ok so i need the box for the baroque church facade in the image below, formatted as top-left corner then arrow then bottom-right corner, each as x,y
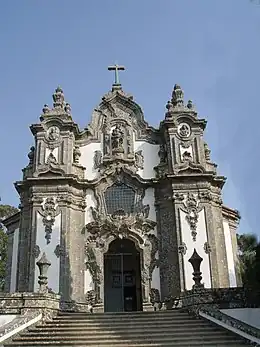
4,67 -> 241,313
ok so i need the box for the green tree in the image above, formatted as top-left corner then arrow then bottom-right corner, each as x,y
237,233 -> 260,289
0,204 -> 19,290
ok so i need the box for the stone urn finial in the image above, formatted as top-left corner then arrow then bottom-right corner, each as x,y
36,252 -> 51,293
188,248 -> 204,289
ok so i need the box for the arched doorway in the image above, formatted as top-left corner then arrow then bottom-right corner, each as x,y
104,238 -> 143,312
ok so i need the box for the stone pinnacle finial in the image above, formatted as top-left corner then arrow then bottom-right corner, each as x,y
40,86 -> 72,120
171,84 -> 184,107
52,86 -> 65,108
36,252 -> 51,293
108,63 -> 125,91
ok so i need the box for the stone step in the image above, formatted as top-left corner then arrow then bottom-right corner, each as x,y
4,310 -> 249,347
28,323 -> 217,333
5,337 -> 245,347
44,318 -> 205,327
53,313 -> 191,321
18,329 -> 232,339
57,310 -> 189,318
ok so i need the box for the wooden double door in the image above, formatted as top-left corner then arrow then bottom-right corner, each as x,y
104,239 -> 142,312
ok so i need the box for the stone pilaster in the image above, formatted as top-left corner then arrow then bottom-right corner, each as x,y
155,184 -> 180,300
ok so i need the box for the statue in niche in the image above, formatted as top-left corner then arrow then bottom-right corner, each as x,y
135,150 -> 144,169
111,125 -> 124,154
93,150 -> 102,170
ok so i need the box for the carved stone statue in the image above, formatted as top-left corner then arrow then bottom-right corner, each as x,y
111,125 -> 124,154
73,145 -> 81,164
135,150 -> 144,169
93,150 -> 102,169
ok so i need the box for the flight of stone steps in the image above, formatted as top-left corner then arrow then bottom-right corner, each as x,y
5,309 -> 250,346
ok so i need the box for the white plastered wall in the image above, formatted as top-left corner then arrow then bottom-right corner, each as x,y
180,207 -> 211,290
223,219 -> 237,287
10,227 -> 19,292
134,136 -> 160,179
79,142 -> 102,180
34,203 -> 61,293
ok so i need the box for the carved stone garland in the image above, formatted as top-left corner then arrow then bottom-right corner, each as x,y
39,197 -> 59,244
183,193 -> 202,242
84,203 -> 158,305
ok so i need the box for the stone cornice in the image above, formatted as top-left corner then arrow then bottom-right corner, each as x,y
30,118 -> 81,137
2,212 -> 20,229
222,205 -> 241,228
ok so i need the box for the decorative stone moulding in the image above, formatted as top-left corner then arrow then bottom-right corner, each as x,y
84,202 -> 159,305
177,123 -> 191,138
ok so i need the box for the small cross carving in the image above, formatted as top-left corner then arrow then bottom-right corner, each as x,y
108,64 -> 125,85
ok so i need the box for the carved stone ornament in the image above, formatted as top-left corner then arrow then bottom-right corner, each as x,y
53,86 -> 65,109
204,142 -> 211,161
177,123 -> 191,138
28,146 -> 35,166
73,145 -> 81,164
93,150 -> 102,170
172,84 -> 184,107
135,150 -> 144,169
145,233 -> 159,278
54,244 -> 65,258
46,152 -> 58,165
32,244 -> 41,258
178,242 -> 187,255
183,193 -> 201,242
41,86 -> 72,120
85,204 -> 156,244
85,244 -> 102,293
182,151 -> 193,162
173,192 -> 185,202
47,126 -> 60,142
204,242 -> 212,254
41,197 -> 58,245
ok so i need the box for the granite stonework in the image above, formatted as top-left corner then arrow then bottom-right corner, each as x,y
2,78 -> 242,313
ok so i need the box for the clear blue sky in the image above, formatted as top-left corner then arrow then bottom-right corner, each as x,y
0,0 -> 259,236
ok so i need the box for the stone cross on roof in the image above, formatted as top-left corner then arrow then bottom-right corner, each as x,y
108,63 -> 125,86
